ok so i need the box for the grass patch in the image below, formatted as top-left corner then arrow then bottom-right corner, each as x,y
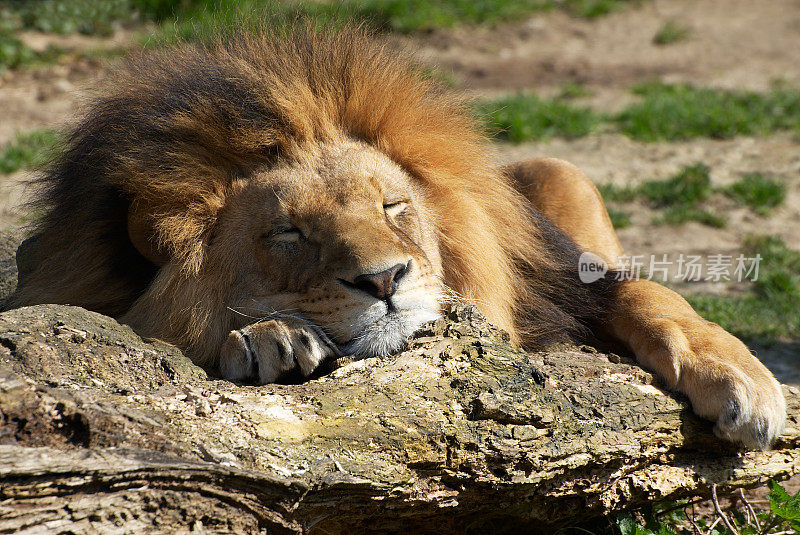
688,235 -> 800,342
598,164 -> 726,228
619,480 -> 800,534
597,183 -> 638,203
598,165 -> 788,227
557,81 -> 592,100
0,0 -> 637,45
564,0 -> 643,19
617,83 -> 800,141
724,173 -> 786,216
143,0 -> 555,39
607,208 -> 631,229
638,163 -> 712,206
143,0 -> 646,40
652,19 -> 691,45
0,0 -> 137,36
643,164 -> 722,226
479,93 -> 601,142
482,83 -> 800,143
0,30 -> 67,71
0,31 -> 36,71
654,205 -> 725,228
0,130 -> 60,175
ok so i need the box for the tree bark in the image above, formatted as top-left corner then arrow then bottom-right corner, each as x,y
0,301 -> 797,534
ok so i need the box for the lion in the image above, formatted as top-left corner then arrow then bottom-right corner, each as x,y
7,28 -> 785,449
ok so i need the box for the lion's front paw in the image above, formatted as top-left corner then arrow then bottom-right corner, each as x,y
702,365 -> 785,450
219,318 -> 340,384
677,325 -> 786,450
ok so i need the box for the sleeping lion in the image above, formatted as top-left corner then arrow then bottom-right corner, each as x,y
7,28 -> 784,449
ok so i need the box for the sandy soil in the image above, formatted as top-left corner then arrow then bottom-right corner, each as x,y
407,0 -> 800,98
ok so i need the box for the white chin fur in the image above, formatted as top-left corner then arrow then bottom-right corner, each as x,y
342,307 -> 441,358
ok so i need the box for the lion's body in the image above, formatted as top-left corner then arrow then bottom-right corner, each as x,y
8,28 -> 785,449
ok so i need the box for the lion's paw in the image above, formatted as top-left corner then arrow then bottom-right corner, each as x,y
220,318 -> 340,384
705,366 -> 786,450
676,325 -> 786,450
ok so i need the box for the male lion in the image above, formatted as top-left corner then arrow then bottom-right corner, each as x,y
7,29 -> 784,449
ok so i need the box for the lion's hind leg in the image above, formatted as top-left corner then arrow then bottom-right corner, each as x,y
505,157 -> 786,449
504,158 -> 624,265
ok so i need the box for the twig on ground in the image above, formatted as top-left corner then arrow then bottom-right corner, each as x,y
738,488 -> 761,532
686,502 -> 702,534
711,484 -> 740,535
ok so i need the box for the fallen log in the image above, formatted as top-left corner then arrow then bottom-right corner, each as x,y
0,301 -> 797,534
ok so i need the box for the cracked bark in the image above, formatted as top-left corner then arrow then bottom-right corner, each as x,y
0,234 -> 797,534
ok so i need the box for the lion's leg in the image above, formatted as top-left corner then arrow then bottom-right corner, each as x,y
505,158 -> 786,449
504,158 -> 624,264
607,279 -> 785,448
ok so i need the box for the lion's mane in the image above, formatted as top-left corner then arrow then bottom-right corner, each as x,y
9,27 -> 611,363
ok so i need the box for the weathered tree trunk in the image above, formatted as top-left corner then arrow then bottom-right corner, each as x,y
0,300 -> 798,534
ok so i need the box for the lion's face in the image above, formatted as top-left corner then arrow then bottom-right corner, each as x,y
213,140 -> 444,358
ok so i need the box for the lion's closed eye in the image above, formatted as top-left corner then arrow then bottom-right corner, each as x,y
383,201 -> 408,219
266,227 -> 303,243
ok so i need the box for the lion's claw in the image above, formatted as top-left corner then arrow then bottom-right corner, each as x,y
220,318 -> 340,384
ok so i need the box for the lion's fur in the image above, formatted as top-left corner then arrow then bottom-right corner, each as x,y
8,27 -> 613,365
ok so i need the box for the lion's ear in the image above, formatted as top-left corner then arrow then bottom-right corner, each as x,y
127,203 -> 170,266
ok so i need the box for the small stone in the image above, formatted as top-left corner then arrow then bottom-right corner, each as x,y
195,398 -> 213,416
512,426 -> 549,441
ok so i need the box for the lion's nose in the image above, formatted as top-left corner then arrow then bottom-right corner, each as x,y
346,262 -> 409,301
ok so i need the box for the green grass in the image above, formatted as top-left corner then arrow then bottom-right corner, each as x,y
143,0 -> 645,40
617,83 -> 800,141
597,183 -> 639,203
688,236 -> 800,342
597,165 -> 788,227
0,0 -> 644,48
146,0 -> 554,38
598,164 -> 726,228
481,83 -> 800,143
565,0 -> 640,18
724,173 -> 786,216
558,81 -> 593,100
619,480 -> 800,534
607,208 -> 631,228
652,20 -> 691,45
0,130 -> 60,175
654,205 -> 726,228
479,93 -> 601,142
0,32 -> 35,71
638,163 -> 712,206
0,0 -> 138,36
0,32 -> 67,71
